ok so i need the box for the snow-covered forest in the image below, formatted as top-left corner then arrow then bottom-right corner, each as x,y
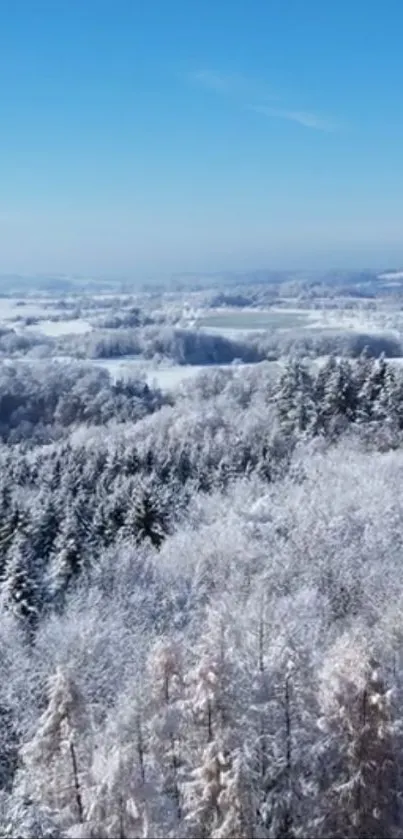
2,277 -> 403,837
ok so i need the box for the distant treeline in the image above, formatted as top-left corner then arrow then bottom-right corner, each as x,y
0,321 -> 402,366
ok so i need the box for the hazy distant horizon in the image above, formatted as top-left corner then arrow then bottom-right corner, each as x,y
0,259 -> 402,289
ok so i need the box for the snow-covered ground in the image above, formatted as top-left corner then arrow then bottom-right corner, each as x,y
188,305 -> 403,337
26,318 -> 93,336
378,271 -> 403,280
0,298 -> 58,323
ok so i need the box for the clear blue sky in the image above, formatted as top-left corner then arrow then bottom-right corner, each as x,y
1,0 -> 403,276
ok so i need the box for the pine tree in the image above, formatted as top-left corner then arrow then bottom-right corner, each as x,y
31,495 -> 60,563
0,506 -> 29,577
357,355 -> 388,424
374,363 -> 403,433
92,502 -> 112,548
314,358 -> 355,437
274,360 -> 315,437
48,508 -> 86,604
105,494 -> 127,545
1,536 -> 41,634
0,704 -> 18,791
128,487 -> 167,549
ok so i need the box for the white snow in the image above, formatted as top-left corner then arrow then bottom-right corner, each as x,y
27,318 -> 93,336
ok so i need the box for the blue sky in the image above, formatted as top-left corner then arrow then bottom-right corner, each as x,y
1,0 -> 403,275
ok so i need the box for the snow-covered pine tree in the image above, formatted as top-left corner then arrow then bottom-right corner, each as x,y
128,485 -> 167,548
48,508 -> 85,605
0,505 -> 29,578
274,359 -> 315,437
314,358 -> 355,438
0,535 -> 41,636
373,362 -> 403,438
356,354 -> 388,425
30,494 -> 60,564
0,704 -> 18,791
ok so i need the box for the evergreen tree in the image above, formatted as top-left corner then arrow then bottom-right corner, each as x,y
274,360 -> 315,436
48,511 -> 85,604
374,363 -> 403,432
31,496 -> 60,563
357,355 -> 388,424
314,358 -> 355,437
1,536 -> 41,634
0,704 -> 18,792
128,487 -> 167,548
0,506 -> 30,577
92,502 -> 112,548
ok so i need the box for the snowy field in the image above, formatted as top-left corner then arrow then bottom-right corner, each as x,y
1,293 -> 403,390
25,318 -> 93,336
192,305 -> 403,337
198,309 -> 310,331
0,298 -> 59,323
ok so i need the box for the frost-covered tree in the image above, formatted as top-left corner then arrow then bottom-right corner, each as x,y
85,737 -> 149,839
17,668 -> 90,834
357,354 -> 388,424
30,495 -> 60,563
212,747 -> 256,839
274,359 -> 315,436
0,792 -> 62,839
1,536 -> 41,634
145,639 -> 185,834
0,704 -> 18,791
183,609 -> 243,838
128,487 -> 167,548
317,635 -> 400,839
48,510 -> 85,604
184,740 -> 229,839
313,358 -> 355,437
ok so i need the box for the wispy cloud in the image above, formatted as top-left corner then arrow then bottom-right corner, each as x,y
189,70 -> 277,102
249,104 -> 339,133
189,69 -> 340,133
191,70 -> 236,94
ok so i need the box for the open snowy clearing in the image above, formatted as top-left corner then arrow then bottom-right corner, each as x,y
26,318 -> 93,336
0,298 -> 59,323
192,305 -> 403,338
